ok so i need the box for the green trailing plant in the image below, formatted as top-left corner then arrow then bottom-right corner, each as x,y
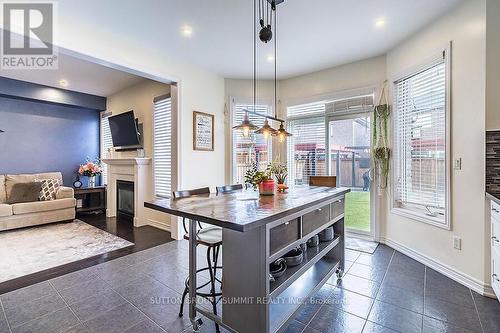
244,164 -> 271,190
373,85 -> 391,190
268,159 -> 288,184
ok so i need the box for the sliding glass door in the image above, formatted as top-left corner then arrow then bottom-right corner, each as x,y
328,115 -> 372,236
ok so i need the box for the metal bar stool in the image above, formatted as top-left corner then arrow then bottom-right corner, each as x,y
175,187 -> 222,333
215,183 -> 243,195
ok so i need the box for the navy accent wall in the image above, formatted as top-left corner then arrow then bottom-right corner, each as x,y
0,96 -> 100,185
0,77 -> 107,111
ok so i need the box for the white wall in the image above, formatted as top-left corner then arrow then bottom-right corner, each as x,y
384,0 -> 488,290
52,2 -> 226,239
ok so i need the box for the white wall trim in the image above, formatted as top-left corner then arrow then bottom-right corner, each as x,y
147,218 -> 171,232
380,237 -> 497,298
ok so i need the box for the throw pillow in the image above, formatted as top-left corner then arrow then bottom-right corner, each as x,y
36,179 -> 60,201
7,182 -> 42,204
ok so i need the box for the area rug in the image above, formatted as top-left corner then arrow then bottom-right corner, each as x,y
346,236 -> 379,254
0,220 -> 133,283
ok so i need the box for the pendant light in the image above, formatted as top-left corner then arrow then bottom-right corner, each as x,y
232,112 -> 259,137
275,122 -> 292,142
233,0 -> 290,142
254,119 -> 277,138
269,1 -> 292,142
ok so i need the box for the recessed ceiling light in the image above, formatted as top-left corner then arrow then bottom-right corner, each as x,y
375,18 -> 386,28
59,79 -> 69,87
267,54 -> 274,62
181,25 -> 193,37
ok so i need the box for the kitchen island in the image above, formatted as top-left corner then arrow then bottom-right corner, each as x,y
145,186 -> 350,333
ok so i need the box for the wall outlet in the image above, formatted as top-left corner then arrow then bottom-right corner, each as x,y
454,158 -> 462,170
453,236 -> 462,250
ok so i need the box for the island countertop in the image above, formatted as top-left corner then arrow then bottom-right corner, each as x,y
145,186 -> 350,232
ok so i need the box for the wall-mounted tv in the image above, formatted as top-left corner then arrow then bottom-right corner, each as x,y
108,111 -> 142,151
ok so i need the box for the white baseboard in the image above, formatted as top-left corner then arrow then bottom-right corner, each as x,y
147,218 -> 171,232
379,237 -> 497,299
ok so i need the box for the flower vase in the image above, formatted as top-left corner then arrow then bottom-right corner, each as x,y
277,183 -> 288,193
259,179 -> 275,196
88,176 -> 96,188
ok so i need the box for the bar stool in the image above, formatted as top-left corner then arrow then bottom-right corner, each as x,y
309,176 -> 337,187
215,183 -> 243,195
175,187 -> 222,333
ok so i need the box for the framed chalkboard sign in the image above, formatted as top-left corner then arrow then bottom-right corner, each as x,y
193,111 -> 214,151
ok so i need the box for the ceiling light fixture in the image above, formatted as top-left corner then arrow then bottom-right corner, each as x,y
59,79 -> 69,87
375,18 -> 386,28
233,113 -> 259,137
181,25 -> 193,37
232,0 -> 291,142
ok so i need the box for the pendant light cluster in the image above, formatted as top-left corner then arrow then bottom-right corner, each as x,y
232,0 -> 291,143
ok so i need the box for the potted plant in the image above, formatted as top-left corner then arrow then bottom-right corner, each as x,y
78,158 -> 103,188
268,159 -> 288,192
244,164 -> 274,196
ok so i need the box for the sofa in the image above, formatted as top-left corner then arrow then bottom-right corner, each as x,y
0,172 -> 76,231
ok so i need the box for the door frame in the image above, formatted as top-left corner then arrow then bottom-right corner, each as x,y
326,111 -> 377,240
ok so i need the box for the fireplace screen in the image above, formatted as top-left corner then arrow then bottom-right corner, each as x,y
117,180 -> 134,219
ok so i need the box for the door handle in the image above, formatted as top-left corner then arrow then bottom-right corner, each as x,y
493,274 -> 500,282
493,208 -> 499,213
493,236 -> 500,243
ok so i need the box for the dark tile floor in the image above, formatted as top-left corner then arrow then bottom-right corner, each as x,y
0,242 -> 499,333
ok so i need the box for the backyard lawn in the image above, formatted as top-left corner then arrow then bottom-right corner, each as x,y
344,191 -> 370,233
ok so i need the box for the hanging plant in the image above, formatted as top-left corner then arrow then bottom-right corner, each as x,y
373,83 -> 391,191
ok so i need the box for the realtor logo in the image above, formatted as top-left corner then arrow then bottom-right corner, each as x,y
1,2 -> 58,69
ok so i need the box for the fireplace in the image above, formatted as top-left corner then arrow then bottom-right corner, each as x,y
116,180 -> 134,221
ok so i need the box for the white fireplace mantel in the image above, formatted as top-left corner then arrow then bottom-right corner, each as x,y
102,158 -> 152,227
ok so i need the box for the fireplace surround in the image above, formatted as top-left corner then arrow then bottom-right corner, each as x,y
102,158 -> 151,227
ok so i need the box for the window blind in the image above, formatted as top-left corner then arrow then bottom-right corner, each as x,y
100,114 -> 113,185
153,96 -> 172,198
325,95 -> 374,114
232,104 -> 272,184
287,116 -> 326,185
394,59 -> 447,220
287,101 -> 325,118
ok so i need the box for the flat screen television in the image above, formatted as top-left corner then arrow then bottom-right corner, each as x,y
108,111 -> 142,150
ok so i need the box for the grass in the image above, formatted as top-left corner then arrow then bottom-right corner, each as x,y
344,191 -> 370,233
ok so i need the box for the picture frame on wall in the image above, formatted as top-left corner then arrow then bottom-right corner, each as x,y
193,111 -> 214,151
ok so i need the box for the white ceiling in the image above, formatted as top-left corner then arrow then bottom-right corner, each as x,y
0,54 -> 146,97
55,0 -> 464,79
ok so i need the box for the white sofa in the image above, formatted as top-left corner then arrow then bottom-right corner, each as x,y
0,172 -> 76,231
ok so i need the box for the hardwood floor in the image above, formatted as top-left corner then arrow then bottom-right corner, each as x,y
0,213 -> 174,295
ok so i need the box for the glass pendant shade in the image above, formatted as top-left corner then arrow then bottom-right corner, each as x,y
232,113 -> 259,137
273,122 -> 292,142
254,119 -> 277,139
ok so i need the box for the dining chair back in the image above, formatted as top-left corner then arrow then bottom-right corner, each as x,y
216,184 -> 243,195
309,176 -> 337,188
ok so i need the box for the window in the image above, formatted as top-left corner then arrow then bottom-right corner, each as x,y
287,102 -> 326,185
153,94 -> 172,198
393,52 -> 449,227
287,97 -> 374,186
232,103 -> 272,184
100,113 -> 113,185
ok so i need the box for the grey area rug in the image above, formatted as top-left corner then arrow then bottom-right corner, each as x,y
346,236 -> 379,254
0,220 -> 133,283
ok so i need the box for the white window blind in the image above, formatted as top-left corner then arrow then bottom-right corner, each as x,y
394,57 -> 447,224
100,114 -> 113,185
232,104 -> 272,184
153,95 -> 172,198
287,115 -> 326,185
